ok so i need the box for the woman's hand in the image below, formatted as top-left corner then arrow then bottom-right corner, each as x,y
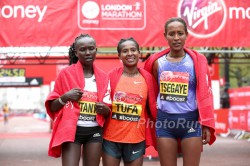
49,88 -> 83,112
202,126 -> 211,145
62,88 -> 83,102
95,102 -> 110,116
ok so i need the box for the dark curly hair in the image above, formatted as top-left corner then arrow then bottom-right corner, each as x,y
68,34 -> 96,65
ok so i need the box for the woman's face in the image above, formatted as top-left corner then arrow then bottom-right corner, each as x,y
164,21 -> 188,53
118,40 -> 140,67
75,37 -> 97,65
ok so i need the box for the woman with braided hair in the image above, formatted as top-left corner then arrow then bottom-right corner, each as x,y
45,34 -> 111,166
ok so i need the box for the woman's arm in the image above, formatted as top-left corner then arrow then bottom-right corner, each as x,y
152,59 -> 159,83
49,88 -> 83,112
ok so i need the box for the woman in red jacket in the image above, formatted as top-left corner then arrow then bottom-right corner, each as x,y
45,34 -> 111,166
144,17 -> 216,166
102,37 -> 157,166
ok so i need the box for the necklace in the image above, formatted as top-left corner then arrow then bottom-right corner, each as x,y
166,53 -> 186,63
168,53 -> 186,58
122,70 -> 139,77
166,53 -> 186,62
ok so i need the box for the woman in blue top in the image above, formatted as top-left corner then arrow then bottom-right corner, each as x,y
144,17 -> 216,166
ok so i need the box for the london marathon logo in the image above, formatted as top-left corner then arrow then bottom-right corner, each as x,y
178,0 -> 227,38
78,0 -> 146,30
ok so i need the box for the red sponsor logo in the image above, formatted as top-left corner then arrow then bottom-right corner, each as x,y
114,91 -> 142,104
178,0 -> 227,38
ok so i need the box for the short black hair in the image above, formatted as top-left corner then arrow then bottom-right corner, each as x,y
68,34 -> 96,65
164,17 -> 188,34
117,37 -> 140,54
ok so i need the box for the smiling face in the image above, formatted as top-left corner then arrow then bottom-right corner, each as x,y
164,21 -> 188,54
75,37 -> 97,66
118,40 -> 140,67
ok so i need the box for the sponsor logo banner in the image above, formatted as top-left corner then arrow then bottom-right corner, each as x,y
0,77 -> 43,86
78,0 -> 146,30
0,0 -> 249,47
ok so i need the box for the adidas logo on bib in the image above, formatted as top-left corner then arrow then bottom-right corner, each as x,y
187,127 -> 196,133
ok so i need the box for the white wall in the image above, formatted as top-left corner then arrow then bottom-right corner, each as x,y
0,85 -> 50,112
212,80 -> 221,110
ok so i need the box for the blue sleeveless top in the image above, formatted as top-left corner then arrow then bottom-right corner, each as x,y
157,53 -> 197,113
